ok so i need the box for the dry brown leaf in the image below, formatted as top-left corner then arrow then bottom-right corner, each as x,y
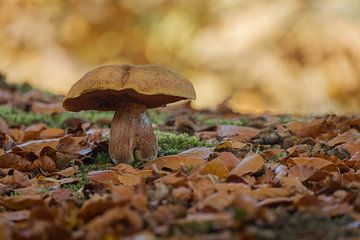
289,157 -> 333,170
110,185 -> 134,203
280,176 -> 311,194
258,197 -> 294,207
228,153 -> 264,177
195,191 -> 235,211
79,195 -> 117,222
39,128 -> 65,139
31,155 -> 56,172
54,166 -> 77,177
217,125 -> 259,142
217,152 -> 240,170
172,187 -> 192,201
0,195 -> 43,210
0,169 -> 32,187
0,153 -> 31,171
178,146 -> 214,159
118,174 -> 142,186
247,187 -> 292,201
201,158 -> 229,179
7,129 -> 24,142
144,155 -> 204,171
285,118 -> 326,138
288,165 -> 317,181
88,170 -> 120,185
17,138 -> 59,155
327,129 -> 359,147
0,210 -> 30,221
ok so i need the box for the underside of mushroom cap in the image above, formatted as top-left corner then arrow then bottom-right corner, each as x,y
63,64 -> 196,111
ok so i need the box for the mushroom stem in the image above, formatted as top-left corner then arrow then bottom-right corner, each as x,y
109,103 -> 158,164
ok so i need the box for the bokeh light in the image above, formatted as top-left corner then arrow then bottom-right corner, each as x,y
1,0 -> 360,114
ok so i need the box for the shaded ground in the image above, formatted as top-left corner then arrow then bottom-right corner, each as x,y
0,78 -> 359,239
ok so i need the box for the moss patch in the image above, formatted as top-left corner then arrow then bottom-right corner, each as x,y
156,130 -> 211,156
0,106 -> 169,128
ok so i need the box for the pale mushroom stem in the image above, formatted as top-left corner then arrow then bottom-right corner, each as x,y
109,103 -> 158,164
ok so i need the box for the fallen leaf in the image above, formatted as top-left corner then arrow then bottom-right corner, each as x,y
88,170 -> 120,185
201,158 -> 229,179
31,155 -> 56,172
228,154 -> 264,177
289,157 -> 333,170
247,187 -> 292,201
217,125 -> 259,142
0,195 -> 43,210
40,128 -> 65,139
0,153 -> 31,171
145,155 -> 204,171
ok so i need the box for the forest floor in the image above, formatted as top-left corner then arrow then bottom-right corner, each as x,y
0,77 -> 359,240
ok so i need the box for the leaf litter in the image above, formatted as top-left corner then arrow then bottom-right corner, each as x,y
0,80 -> 359,239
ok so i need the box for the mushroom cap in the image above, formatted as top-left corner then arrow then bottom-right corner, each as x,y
63,64 -> 196,111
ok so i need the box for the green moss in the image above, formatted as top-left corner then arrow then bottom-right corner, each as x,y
62,175 -> 89,193
201,117 -> 250,126
278,114 -> 297,124
0,106 -> 169,128
156,130 -> 210,156
0,106 -> 56,126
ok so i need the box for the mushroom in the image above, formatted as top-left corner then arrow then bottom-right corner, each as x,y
63,64 -> 196,163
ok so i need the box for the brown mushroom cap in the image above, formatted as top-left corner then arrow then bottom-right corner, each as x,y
63,64 -> 196,111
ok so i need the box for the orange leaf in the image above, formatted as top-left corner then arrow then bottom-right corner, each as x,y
31,155 -> 56,172
17,139 -> 59,155
248,187 -> 292,201
201,158 -> 229,179
144,155 -> 204,171
229,154 -> 264,177
289,157 -> 333,170
217,125 -> 259,142
178,147 -> 213,159
118,174 -> 142,186
217,152 -> 240,170
39,128 -> 65,139
0,153 -> 31,172
88,170 -> 120,184
288,165 -> 317,181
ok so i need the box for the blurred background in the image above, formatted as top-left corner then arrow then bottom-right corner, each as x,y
0,0 -> 360,114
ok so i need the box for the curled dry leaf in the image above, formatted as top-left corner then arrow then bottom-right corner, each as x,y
217,125 -> 259,142
216,152 -> 240,170
284,118 -> 326,138
54,166 -> 77,177
327,129 -> 359,147
88,170 -> 120,185
194,191 -> 235,211
289,157 -> 333,170
0,153 -> 31,171
39,128 -> 65,139
228,153 -> 264,177
178,146 -> 214,159
280,176 -> 311,194
31,155 -> 56,172
144,155 -> 204,171
0,195 -> 43,210
201,158 -> 229,179
247,187 -> 292,201
16,139 -> 59,155
288,165 -> 317,181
